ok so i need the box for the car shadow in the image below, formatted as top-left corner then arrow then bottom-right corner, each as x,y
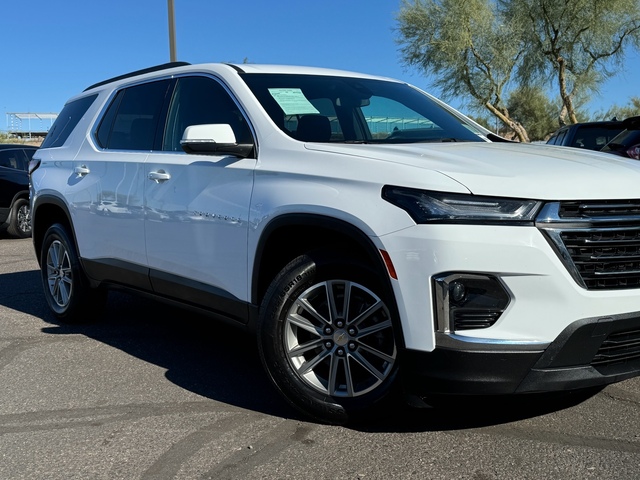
349,387 -> 604,433
39,290 -> 300,421
0,269 -> 603,432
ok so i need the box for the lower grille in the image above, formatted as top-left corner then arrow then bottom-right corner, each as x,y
592,328 -> 640,367
453,309 -> 502,330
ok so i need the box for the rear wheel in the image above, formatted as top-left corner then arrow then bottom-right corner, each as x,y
258,252 -> 399,425
40,223 -> 106,323
7,198 -> 31,238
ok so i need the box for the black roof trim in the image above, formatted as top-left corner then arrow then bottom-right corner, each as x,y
83,62 -> 192,91
224,63 -> 245,74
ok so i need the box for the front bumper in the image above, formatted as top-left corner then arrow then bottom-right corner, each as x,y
400,310 -> 640,396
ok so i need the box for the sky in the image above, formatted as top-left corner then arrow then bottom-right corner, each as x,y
2,0 -> 639,133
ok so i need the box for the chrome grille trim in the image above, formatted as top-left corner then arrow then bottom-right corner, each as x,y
537,201 -> 640,290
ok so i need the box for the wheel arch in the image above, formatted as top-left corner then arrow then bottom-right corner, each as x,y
6,189 -> 29,217
32,194 -> 75,266
251,213 -> 405,344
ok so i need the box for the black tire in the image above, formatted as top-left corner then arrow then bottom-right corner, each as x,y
258,252 -> 400,425
40,223 -> 107,323
7,198 -> 31,238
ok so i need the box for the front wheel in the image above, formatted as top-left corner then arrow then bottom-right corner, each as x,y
40,223 -> 106,323
258,253 -> 400,425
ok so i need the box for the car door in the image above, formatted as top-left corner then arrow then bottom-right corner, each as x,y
72,80 -> 172,289
144,75 -> 257,319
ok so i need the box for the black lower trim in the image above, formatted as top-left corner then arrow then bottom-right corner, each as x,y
150,268 -> 250,325
82,258 -> 152,291
80,257 -> 258,330
400,311 -> 640,396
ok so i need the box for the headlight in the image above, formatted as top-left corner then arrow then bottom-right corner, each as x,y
382,186 -> 542,225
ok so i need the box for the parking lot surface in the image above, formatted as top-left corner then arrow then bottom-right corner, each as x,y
1,234 -> 639,479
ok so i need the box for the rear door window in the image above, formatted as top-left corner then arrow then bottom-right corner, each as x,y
96,80 -> 172,150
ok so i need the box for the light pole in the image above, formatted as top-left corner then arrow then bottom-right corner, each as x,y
168,0 -> 177,62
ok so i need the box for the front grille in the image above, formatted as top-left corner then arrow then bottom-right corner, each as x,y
592,328 -> 640,367
537,201 -> 640,290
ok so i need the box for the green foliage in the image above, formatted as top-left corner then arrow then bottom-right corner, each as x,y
506,87 -> 557,141
398,0 -> 513,102
503,0 -> 640,124
396,0 -> 640,140
397,0 -> 530,141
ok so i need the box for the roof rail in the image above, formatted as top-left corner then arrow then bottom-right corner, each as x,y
83,61 -> 191,91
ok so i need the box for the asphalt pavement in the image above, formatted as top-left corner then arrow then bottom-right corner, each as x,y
1,233 -> 639,479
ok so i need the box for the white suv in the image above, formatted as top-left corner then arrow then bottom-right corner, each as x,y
30,62 -> 640,424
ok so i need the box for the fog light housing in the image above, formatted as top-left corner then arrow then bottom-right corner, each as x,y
433,273 -> 511,333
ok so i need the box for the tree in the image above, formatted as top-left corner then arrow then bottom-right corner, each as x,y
506,86 -> 558,141
502,0 -> 640,126
396,0 -> 640,139
396,0 -> 531,142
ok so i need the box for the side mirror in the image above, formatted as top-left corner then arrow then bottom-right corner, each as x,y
180,124 -> 254,158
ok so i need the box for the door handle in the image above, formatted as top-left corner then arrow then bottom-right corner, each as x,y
74,165 -> 90,177
148,170 -> 171,183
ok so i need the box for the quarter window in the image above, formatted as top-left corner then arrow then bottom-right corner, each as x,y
41,94 -> 98,149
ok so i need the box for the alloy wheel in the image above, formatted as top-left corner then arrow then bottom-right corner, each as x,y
283,279 -> 396,398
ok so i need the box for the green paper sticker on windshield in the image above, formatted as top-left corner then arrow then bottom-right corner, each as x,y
268,88 -> 320,115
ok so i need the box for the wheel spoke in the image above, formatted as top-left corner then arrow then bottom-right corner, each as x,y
58,277 -> 71,305
355,317 -> 393,338
328,355 -> 354,397
295,296 -> 331,328
287,311 -> 323,336
350,347 -> 394,380
327,280 -> 350,321
348,298 -> 384,328
288,337 -> 324,357
295,348 -> 330,376
50,276 -> 61,303
48,244 -> 60,269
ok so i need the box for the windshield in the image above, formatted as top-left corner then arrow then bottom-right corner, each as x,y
240,73 -> 487,144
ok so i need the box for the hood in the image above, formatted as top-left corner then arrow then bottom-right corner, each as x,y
305,141 -> 640,200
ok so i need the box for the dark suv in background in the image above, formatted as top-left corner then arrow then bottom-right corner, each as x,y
0,144 -> 37,238
546,119 -> 625,151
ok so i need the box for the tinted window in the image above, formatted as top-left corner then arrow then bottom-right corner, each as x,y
40,94 -> 98,149
96,80 -> 171,150
162,76 -> 252,151
571,125 -> 624,150
601,130 -> 640,154
0,149 -> 27,170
